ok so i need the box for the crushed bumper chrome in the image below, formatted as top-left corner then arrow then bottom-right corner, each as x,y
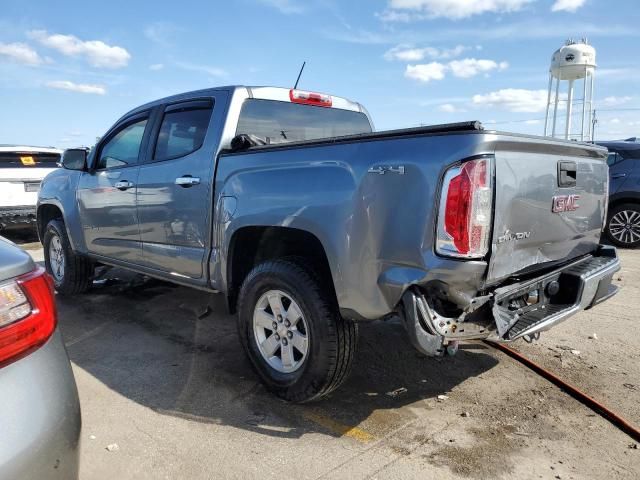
492,245 -> 620,341
400,245 -> 620,355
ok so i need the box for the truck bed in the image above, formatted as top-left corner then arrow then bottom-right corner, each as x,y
217,123 -> 607,318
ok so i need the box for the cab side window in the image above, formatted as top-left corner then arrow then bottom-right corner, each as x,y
153,103 -> 213,162
97,118 -> 148,170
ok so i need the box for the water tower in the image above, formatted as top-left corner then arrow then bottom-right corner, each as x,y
543,39 -> 596,141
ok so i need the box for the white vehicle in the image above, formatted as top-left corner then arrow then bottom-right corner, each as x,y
0,145 -> 62,231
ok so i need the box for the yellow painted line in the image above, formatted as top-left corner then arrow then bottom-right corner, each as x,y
302,410 -> 375,443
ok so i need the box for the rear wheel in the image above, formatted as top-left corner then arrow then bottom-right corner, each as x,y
43,219 -> 94,294
606,203 -> 640,248
237,259 -> 357,402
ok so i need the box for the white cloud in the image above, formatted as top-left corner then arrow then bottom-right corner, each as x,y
322,28 -> 390,45
472,89 -> 549,112
28,30 -> 130,69
438,103 -> 466,113
0,42 -> 44,66
258,0 -> 305,14
386,46 -> 436,61
149,63 -> 164,71
376,10 -> 415,22
175,61 -> 227,77
45,80 -> 106,95
525,119 -> 541,124
384,44 -> 467,61
385,0 -> 535,20
448,58 -> 508,78
406,57 -> 508,82
610,118 -> 621,124
551,0 -> 586,13
405,62 -> 447,82
143,22 -> 182,46
602,96 -> 632,106
330,19 -> 634,44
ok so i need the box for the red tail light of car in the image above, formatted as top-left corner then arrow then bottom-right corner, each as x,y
0,267 -> 57,367
436,157 -> 494,258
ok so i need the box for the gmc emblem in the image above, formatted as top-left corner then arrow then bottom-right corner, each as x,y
552,194 -> 580,213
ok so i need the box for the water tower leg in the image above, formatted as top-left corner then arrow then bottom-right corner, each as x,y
544,74 -> 553,136
565,79 -> 574,140
581,70 -> 588,141
551,76 -> 561,138
588,72 -> 595,141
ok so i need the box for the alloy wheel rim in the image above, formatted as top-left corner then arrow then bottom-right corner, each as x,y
609,210 -> 640,245
49,235 -> 65,281
253,289 -> 309,374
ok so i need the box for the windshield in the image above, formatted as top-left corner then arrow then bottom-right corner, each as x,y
236,99 -> 372,143
0,152 -> 60,168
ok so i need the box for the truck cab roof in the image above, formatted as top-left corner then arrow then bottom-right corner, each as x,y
597,140 -> 640,154
120,85 -> 372,128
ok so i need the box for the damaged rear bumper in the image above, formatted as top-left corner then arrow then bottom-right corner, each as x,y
401,245 -> 620,356
492,245 -> 620,341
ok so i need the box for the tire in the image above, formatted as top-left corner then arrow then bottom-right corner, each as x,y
605,203 -> 640,248
237,259 -> 357,402
43,218 -> 94,294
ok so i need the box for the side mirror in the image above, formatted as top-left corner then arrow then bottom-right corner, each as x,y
61,148 -> 88,171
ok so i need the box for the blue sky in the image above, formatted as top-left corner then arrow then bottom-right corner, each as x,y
1,0 -> 638,148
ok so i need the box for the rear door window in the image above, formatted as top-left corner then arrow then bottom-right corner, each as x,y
606,148 -> 640,166
153,101 -> 213,162
236,99 -> 372,143
607,152 -> 621,166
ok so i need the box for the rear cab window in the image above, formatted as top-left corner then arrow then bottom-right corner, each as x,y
0,152 -> 61,168
235,99 -> 372,143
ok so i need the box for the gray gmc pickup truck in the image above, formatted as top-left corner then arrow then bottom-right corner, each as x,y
38,86 -> 620,402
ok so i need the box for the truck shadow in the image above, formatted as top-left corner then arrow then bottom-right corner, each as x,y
57,271 -> 499,441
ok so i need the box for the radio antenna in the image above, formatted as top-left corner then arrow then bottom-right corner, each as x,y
293,61 -> 306,89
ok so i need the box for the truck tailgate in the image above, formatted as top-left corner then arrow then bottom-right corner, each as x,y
487,137 -> 608,283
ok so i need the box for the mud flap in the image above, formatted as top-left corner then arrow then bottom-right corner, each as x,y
400,290 -> 445,357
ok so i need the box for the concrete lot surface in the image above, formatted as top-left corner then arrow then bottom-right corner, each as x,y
9,231 -> 640,479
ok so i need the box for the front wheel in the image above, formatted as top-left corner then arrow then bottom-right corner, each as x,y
237,259 -> 357,402
606,203 -> 640,248
43,219 -> 94,294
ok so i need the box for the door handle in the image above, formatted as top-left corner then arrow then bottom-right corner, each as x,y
175,176 -> 201,187
114,180 -> 134,190
611,173 -> 627,179
557,161 -> 577,188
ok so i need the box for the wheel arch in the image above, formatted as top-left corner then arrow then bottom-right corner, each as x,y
37,201 -> 86,252
37,203 -> 64,242
225,226 -> 338,314
608,192 -> 640,214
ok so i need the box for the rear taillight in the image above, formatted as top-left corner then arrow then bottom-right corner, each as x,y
603,164 -> 610,231
0,267 -> 56,367
436,157 -> 493,258
289,89 -> 332,107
